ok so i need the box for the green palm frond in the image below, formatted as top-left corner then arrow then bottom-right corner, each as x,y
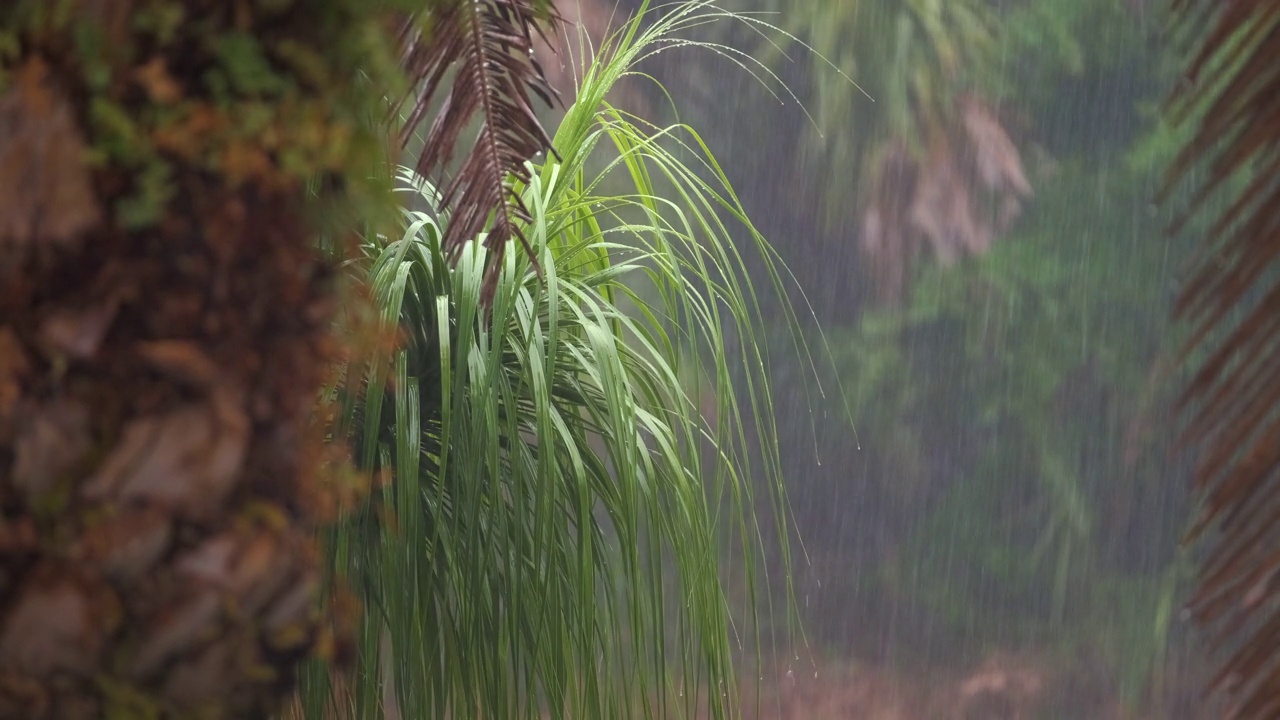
300,3 -> 826,718
1165,1 -> 1280,717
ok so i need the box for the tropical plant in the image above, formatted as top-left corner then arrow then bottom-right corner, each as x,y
654,0 -> 1036,304
728,5 -> 1204,710
296,4 -> 823,719
625,0 -> 1160,312
811,136 -> 1194,697
1164,1 -> 1280,716
398,0 -> 563,295
0,0 -> 559,717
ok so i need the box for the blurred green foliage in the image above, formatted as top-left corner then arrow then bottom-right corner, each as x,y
834,143 -> 1193,694
625,0 -> 1207,711
806,3 -> 1196,708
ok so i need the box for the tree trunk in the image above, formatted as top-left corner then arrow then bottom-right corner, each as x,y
0,2 -> 382,717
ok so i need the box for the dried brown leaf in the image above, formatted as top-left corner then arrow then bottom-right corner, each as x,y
860,97 -> 1030,303
0,565 -> 118,677
175,528 -> 294,615
1166,1 -> 1280,715
0,517 -> 36,558
0,672 -> 48,718
962,97 -> 1033,198
39,297 -> 121,360
0,59 -> 101,250
396,0 -> 561,300
132,57 -> 183,104
264,575 -> 318,633
136,340 -> 221,388
82,392 -> 250,518
11,399 -> 92,504
0,329 -> 30,437
74,506 -> 173,582
131,594 -> 222,678
161,639 -> 236,704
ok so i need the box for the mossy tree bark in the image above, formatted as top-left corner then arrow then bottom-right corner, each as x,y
0,2 -> 393,717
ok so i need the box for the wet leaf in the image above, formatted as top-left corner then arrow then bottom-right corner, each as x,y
0,672 -> 48,718
859,97 -> 1031,303
130,594 -> 221,678
175,528 -> 293,615
131,57 -> 183,105
39,297 -> 121,360
0,565 -> 118,677
0,517 -> 36,557
82,393 -> 250,518
11,399 -> 92,504
74,506 -> 173,582
0,328 -> 30,438
0,58 -> 101,250
160,639 -> 236,704
135,340 -> 220,388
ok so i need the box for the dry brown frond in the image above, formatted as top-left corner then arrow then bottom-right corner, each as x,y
395,0 -> 561,301
1165,2 -> 1280,717
860,95 -> 1031,304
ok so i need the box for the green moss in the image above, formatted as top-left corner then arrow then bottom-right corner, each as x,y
9,0 -> 412,235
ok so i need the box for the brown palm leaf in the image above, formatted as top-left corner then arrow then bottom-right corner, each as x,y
395,0 -> 561,299
859,95 -> 1031,305
1164,1 -> 1280,717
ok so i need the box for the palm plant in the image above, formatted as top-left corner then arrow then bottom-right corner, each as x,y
0,0 -> 560,717
674,0 -> 1034,304
298,5 -> 822,717
1164,1 -> 1280,717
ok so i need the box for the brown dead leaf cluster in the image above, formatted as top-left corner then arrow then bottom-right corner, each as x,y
860,95 -> 1032,304
1163,1 -> 1280,717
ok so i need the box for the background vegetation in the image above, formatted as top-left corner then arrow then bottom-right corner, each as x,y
6,0 -> 1276,717
595,0 -> 1217,714
297,7 -> 820,718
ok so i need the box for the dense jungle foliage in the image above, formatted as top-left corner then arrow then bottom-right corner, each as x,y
0,2 -> 815,718
601,0 -> 1215,714
4,0 -> 1278,718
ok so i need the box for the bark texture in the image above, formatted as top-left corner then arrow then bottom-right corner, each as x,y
0,2 -> 382,717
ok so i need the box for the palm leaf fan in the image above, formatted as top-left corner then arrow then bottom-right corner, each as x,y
1164,1 -> 1280,716
395,0 -> 563,301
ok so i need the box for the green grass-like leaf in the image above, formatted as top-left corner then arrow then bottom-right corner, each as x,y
299,3 -> 833,718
